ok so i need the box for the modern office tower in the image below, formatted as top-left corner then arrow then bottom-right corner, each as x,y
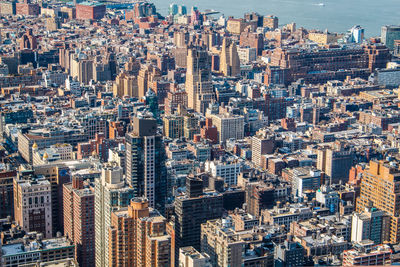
125,116 -> 167,211
13,175 -> 53,238
0,170 -> 16,218
220,38 -> 240,77
183,114 -> 199,140
185,48 -> 215,114
356,160 -> 400,243
350,25 -> 364,43
316,143 -> 354,184
174,175 -> 223,253
179,247 -> 212,267
263,15 -> 278,29
63,176 -> 95,267
274,238 -> 305,267
210,113 -> 244,144
381,25 -> 400,50
94,163 -> 135,267
351,207 -> 390,245
178,5 -> 187,15
163,114 -> 184,139
169,3 -> 178,15
201,218 -> 245,267
128,1 -> 157,17
108,197 -> 171,267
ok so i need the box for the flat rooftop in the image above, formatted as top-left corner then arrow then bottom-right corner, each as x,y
77,1 -> 105,7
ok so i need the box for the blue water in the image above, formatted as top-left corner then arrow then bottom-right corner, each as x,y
152,0 -> 400,37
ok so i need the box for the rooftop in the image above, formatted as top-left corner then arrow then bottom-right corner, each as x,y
2,237 -> 73,256
77,1 -> 105,7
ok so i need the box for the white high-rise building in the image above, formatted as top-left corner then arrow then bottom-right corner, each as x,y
351,25 -> 364,43
205,158 -> 242,186
94,163 -> 134,267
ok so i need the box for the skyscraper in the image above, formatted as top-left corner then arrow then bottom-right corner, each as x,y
125,116 -> 167,211
108,197 -> 172,266
63,175 -> 95,267
381,25 -> 400,50
185,48 -> 215,114
220,38 -> 240,77
356,160 -> 400,243
173,175 -> 223,254
94,163 -> 135,267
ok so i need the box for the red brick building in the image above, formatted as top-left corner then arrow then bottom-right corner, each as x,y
267,45 -> 391,85
76,2 -> 106,20
240,28 -> 264,55
16,2 -> 40,16
63,176 -> 95,267
200,118 -> 218,144
19,29 -> 37,50
77,133 -> 121,161
109,121 -> 125,140
164,87 -> 187,115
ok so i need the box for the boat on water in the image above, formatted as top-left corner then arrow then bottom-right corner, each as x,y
316,3 -> 325,6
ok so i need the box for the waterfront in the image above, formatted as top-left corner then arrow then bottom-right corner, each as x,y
153,0 -> 399,36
